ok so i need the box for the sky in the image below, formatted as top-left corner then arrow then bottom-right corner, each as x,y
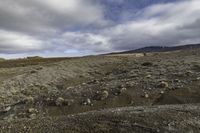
0,0 -> 200,58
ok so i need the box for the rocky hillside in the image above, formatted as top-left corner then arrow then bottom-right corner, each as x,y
0,48 -> 200,132
109,43 -> 200,54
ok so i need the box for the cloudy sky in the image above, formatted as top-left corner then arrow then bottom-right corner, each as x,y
0,0 -> 200,58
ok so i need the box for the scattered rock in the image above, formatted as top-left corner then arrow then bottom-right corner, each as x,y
3,106 -> 11,112
196,77 -> 200,80
160,91 -> 165,94
158,81 -> 169,88
66,86 -> 74,90
145,75 -> 152,78
174,79 -> 181,83
144,93 -> 149,98
186,70 -> 194,75
55,97 -> 74,106
142,62 -> 153,66
3,114 -> 15,121
30,70 -> 37,74
142,93 -> 149,98
119,87 -> 127,93
46,98 -> 54,105
100,90 -> 109,100
192,64 -> 200,72
36,66 -> 43,70
82,98 -> 92,106
88,79 -> 100,84
25,96 -> 34,104
55,97 -> 65,106
28,108 -> 38,114
64,99 -> 74,106
29,113 -> 37,119
130,73 -> 138,78
18,112 -> 27,118
82,83 -> 87,85
130,100 -> 134,105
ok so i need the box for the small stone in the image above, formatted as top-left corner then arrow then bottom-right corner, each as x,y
29,113 -> 36,119
25,96 -> 34,104
4,106 -> 11,112
46,97 -> 54,105
144,93 -> 149,98
114,92 -> 119,96
145,75 -> 152,78
36,66 -> 43,70
83,94 -> 87,97
82,83 -> 86,85
142,93 -> 149,98
28,108 -> 38,114
82,102 -> 87,105
86,98 -> 91,104
143,53 -> 147,56
186,70 -> 194,75
100,90 -> 109,100
158,81 -> 169,88
119,87 -> 127,93
55,97 -> 65,106
3,114 -> 15,121
64,99 -> 74,106
174,79 -> 181,83
29,84 -> 34,87
142,62 -> 153,66
30,70 -> 37,74
66,86 -> 73,90
156,129 -> 160,132
160,91 -> 165,94
82,98 -> 92,105
86,98 -> 91,105
154,121 -> 159,126
130,100 -> 134,105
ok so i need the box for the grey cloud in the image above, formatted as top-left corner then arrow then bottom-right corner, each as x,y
51,0 -> 200,54
0,0 -> 200,57
41,0 -> 200,54
0,30 -> 52,54
57,32 -> 111,53
0,0 -> 107,55
102,0 -> 200,51
0,0 -> 106,35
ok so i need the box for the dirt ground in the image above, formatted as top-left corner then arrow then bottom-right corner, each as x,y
0,49 -> 200,132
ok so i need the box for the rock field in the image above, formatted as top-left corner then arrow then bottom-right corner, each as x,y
0,49 -> 200,132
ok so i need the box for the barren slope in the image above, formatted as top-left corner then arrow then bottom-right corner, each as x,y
0,49 -> 200,132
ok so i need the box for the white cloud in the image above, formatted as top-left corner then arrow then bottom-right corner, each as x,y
102,0 -> 200,50
59,32 -> 110,53
0,0 -> 200,57
0,0 -> 107,56
0,30 -> 48,53
0,0 -> 106,34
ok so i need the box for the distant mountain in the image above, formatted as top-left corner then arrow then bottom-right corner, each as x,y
109,43 -> 200,54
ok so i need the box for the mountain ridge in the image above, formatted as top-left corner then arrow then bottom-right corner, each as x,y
108,43 -> 200,54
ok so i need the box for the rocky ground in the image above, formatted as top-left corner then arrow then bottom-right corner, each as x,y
0,49 -> 200,132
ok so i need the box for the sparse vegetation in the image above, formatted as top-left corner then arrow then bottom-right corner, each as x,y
0,58 -> 5,62
27,56 -> 43,59
0,49 -> 199,132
